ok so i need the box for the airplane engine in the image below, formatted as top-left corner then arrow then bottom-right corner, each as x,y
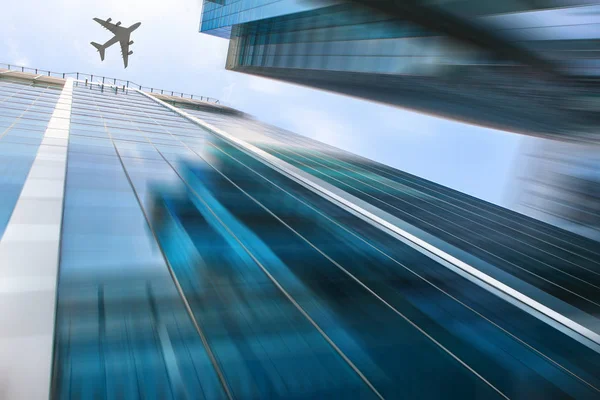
128,51 -> 133,55
128,40 -> 134,45
116,21 -> 122,26
106,18 -> 112,22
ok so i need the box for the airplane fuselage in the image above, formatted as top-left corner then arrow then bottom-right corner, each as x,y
101,35 -> 119,49
99,22 -> 140,50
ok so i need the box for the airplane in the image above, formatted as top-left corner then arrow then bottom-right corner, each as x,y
91,18 -> 141,68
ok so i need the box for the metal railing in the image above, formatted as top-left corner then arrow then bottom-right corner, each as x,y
0,62 -> 222,105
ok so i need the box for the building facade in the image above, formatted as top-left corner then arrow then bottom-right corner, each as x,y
512,136 -> 600,242
1,69 -> 600,399
200,0 -> 599,138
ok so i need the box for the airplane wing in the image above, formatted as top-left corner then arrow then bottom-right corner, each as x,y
93,18 -> 122,35
119,39 -> 131,68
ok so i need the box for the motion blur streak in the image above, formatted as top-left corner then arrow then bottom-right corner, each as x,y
203,0 -> 600,140
200,0 -> 600,246
0,64 -> 598,398
50,80 -> 599,399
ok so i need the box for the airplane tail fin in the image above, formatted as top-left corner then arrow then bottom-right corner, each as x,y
91,42 -> 105,61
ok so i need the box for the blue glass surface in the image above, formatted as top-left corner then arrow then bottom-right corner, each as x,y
176,136 -> 600,398
0,80 -> 61,238
184,106 -> 600,335
149,101 -> 600,398
53,84 -> 227,399
200,0 -> 330,36
220,3 -> 496,76
42,80 -> 600,399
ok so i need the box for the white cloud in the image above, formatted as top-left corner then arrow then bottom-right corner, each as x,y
1,25 -> 29,67
221,81 -> 236,103
283,107 -> 359,150
13,58 -> 30,67
247,76 -> 285,95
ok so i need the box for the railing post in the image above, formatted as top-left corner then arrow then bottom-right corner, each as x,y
48,71 -> 50,76
35,69 -> 38,74
102,77 -> 105,84
85,79 -> 88,86
63,73 -> 65,78
77,72 -> 79,79
21,66 -> 24,72
113,78 -> 116,85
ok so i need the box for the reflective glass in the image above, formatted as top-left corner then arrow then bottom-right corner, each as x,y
183,104 -> 600,339
0,80 -> 61,238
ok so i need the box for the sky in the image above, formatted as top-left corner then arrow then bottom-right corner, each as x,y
0,0 -> 528,206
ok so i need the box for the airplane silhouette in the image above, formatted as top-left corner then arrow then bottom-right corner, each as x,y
91,18 -> 141,68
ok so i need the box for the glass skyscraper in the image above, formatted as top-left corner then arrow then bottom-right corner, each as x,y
200,0 -> 599,139
1,69 -> 600,399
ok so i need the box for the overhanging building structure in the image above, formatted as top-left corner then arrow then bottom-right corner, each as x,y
200,0 -> 599,139
1,68 -> 600,399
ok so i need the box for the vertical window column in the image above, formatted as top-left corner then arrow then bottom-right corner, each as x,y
0,78 -> 73,399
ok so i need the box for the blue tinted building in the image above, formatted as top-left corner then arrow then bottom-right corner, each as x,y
200,0 -> 599,138
1,68 -> 600,399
